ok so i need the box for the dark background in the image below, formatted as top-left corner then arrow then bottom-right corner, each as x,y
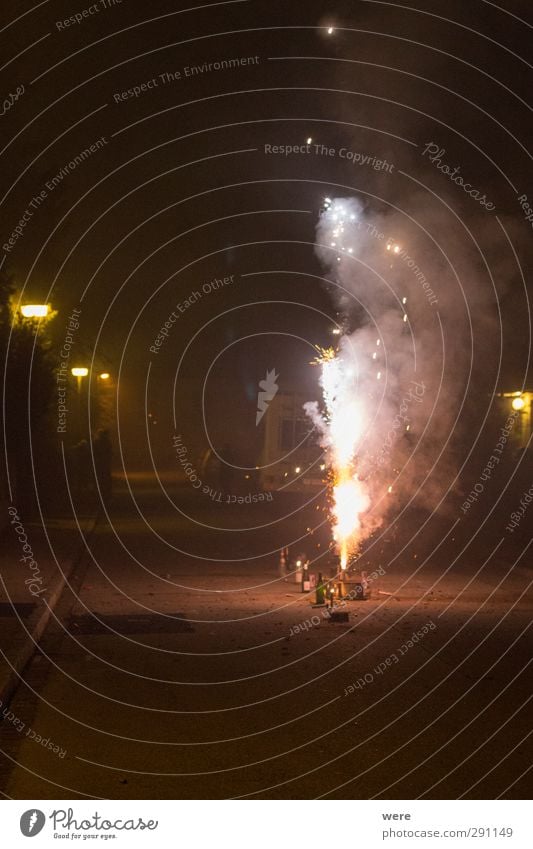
2,0 -> 531,471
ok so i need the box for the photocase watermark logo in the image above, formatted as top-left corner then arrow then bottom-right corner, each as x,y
20,809 -> 46,837
256,368 -> 279,425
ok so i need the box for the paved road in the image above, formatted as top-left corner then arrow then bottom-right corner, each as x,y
0,481 -> 531,799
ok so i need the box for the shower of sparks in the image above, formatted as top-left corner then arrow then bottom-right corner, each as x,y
319,198 -> 365,281
312,347 -> 370,569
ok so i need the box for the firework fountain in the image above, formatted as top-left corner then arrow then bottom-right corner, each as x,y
306,197 -> 409,574
308,346 -> 370,570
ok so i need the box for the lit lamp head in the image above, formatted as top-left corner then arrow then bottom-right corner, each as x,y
71,367 -> 88,377
512,396 -> 525,411
21,304 -> 49,318
99,372 -> 110,380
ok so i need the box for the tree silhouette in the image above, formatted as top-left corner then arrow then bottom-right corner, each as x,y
0,271 -> 56,516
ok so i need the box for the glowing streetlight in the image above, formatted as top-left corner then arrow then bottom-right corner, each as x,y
512,396 -> 525,411
99,372 -> 110,380
71,366 -> 88,393
307,137 -> 313,145
21,304 -> 49,318
327,26 -> 334,34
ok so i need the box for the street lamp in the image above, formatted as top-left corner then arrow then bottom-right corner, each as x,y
70,366 -> 89,436
71,367 -> 88,440
499,391 -> 532,448
71,367 -> 88,377
98,372 -> 110,380
20,304 -> 49,318
71,366 -> 88,392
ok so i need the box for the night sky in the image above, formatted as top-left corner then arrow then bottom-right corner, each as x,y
3,1 -> 532,468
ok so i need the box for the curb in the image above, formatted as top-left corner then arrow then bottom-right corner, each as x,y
0,514 -> 99,710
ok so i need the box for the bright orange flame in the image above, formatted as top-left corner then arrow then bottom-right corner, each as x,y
315,348 -> 370,570
333,472 -> 370,568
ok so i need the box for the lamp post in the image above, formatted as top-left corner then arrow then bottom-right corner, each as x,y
71,366 -> 88,392
510,393 -> 531,447
71,367 -> 89,440
498,391 -> 532,449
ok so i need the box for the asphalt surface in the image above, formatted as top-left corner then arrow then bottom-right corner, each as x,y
0,480 -> 531,799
